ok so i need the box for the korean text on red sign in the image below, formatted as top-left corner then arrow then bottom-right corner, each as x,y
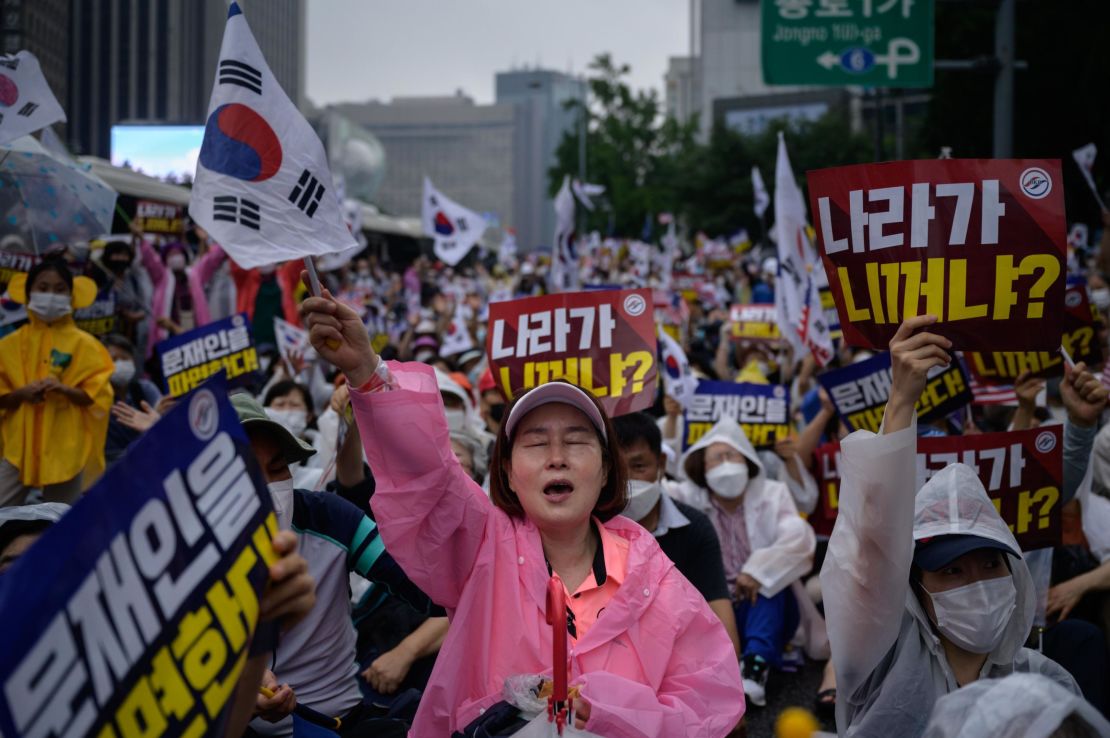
730,304 -> 781,342
812,426 -> 1063,550
807,159 -> 1067,351
486,288 -> 657,417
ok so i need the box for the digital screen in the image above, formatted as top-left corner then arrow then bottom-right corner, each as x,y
110,125 -> 205,181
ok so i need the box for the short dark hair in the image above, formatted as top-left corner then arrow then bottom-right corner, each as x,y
27,257 -> 73,293
102,333 -> 136,357
488,381 -> 628,523
613,412 -> 663,456
263,380 -> 314,415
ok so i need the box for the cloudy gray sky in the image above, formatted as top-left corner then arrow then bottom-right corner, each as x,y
305,1 -> 691,107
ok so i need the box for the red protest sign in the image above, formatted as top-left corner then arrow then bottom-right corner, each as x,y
808,160 -> 1067,351
918,426 -> 1063,550
806,427 -> 1061,550
966,281 -> 1104,382
486,288 -> 657,417
811,441 -> 842,537
135,200 -> 185,235
729,304 -> 781,343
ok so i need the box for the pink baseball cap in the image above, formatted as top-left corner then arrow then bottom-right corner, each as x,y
504,383 -> 608,442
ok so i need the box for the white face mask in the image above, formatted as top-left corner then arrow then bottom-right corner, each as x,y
415,350 -> 435,363
444,409 -> 467,433
267,478 -> 295,530
624,478 -> 663,522
111,359 -> 136,385
1091,287 -> 1110,311
706,461 -> 749,499
922,574 -> 1016,654
266,407 -> 308,438
166,253 -> 187,272
27,291 -> 72,321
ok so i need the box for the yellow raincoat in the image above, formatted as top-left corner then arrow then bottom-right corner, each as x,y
0,274 -> 114,487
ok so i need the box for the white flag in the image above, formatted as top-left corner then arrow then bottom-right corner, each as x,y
658,330 -> 699,409
498,229 -> 518,266
752,165 -> 770,219
1073,143 -> 1107,212
551,175 -> 577,292
773,133 -> 833,366
440,299 -> 475,356
0,52 -> 65,146
572,179 -> 605,211
274,317 -> 316,365
189,3 -> 355,268
422,177 -> 488,266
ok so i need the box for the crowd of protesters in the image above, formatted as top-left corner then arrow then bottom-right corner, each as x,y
1,217 -> 1110,738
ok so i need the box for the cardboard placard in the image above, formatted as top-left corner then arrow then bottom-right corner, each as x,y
486,289 -> 657,417
135,200 -> 186,235
0,378 -> 276,737
809,426 -> 1062,550
729,304 -> 781,343
966,279 -> 1103,381
158,313 -> 259,397
818,351 -> 971,432
683,380 -> 791,450
808,159 -> 1067,351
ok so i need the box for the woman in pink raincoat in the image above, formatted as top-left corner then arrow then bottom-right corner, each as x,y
302,288 -> 744,737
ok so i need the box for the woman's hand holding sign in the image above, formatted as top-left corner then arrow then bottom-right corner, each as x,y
885,315 -> 952,435
300,272 -> 378,387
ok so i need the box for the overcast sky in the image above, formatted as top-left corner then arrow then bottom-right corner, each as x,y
305,1 -> 691,107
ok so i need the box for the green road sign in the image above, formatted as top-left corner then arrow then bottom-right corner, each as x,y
761,0 -> 934,87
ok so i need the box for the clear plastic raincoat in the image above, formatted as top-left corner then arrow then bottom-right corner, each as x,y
820,418 -> 1078,738
672,417 -> 815,597
921,673 -> 1110,738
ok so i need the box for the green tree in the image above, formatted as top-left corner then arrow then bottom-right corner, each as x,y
549,54 -> 697,238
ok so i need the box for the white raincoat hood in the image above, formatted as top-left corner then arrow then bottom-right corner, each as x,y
922,673 -> 1110,738
680,416 -> 765,495
910,463 -> 1035,665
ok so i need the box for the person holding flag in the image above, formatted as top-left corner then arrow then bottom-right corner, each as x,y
300,284 -> 744,737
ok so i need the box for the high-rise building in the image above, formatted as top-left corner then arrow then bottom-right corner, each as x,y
664,56 -> 697,125
495,68 -> 585,251
330,94 -> 516,231
66,0 -> 305,158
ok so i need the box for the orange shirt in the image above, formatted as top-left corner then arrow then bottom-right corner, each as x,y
555,520 -> 629,642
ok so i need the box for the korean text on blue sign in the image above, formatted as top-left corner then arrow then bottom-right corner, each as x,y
818,351 -> 971,432
158,313 -> 259,397
683,380 -> 791,450
0,377 -> 276,738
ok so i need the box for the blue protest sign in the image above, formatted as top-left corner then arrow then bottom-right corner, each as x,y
683,380 -> 791,450
0,376 -> 276,738
157,312 -> 260,397
818,351 -> 971,432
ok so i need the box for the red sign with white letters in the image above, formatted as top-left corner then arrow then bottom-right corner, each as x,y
486,289 -> 657,417
807,159 -> 1067,351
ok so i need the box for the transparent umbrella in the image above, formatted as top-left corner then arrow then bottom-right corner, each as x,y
0,135 -> 117,254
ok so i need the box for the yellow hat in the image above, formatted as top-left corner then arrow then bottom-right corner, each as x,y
7,272 -> 98,309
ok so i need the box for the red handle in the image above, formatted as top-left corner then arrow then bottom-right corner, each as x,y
546,574 -> 568,707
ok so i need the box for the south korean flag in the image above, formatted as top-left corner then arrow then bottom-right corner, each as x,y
189,2 -> 355,269
0,51 -> 65,146
422,178 -> 488,267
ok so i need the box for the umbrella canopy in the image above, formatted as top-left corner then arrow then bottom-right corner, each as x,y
0,135 -> 117,254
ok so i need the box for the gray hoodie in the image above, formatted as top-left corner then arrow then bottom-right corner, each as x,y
820,419 -> 1078,738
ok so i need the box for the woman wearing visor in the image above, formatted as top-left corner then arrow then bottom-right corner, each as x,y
820,315 -> 1104,738
301,287 -> 743,738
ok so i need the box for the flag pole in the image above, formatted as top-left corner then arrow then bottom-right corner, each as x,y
303,256 -> 324,296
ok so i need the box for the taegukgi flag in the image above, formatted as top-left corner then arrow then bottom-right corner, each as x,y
189,2 -> 356,269
421,178 -> 488,266
0,51 -> 65,146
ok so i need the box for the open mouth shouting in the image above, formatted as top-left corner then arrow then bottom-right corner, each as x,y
543,478 -> 575,503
